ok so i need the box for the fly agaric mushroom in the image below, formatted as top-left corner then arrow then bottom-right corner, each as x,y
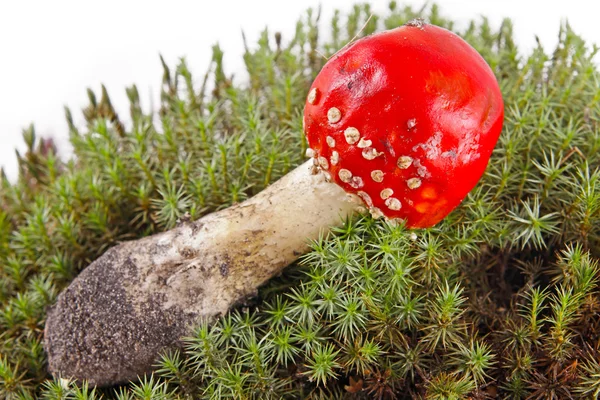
44,20 -> 503,386
305,21 -> 504,227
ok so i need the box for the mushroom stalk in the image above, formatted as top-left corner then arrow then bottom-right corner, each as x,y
44,159 -> 357,386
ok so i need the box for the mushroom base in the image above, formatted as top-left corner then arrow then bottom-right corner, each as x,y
44,160 -> 356,386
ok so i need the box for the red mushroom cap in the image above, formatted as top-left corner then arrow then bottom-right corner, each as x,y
304,21 -> 504,228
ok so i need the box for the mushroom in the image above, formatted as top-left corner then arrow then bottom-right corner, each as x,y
305,21 -> 504,227
44,21 -> 504,386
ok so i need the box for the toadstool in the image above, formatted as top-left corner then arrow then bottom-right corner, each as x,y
44,20 -> 504,386
304,21 -> 504,227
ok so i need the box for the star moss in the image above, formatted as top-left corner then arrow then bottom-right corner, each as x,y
1,2 -> 599,399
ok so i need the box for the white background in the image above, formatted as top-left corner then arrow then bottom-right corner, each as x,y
1,0 -> 598,180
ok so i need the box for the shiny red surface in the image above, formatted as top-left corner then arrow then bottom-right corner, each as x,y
304,23 -> 504,228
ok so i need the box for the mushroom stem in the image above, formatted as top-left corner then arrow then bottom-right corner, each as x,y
44,159 -> 357,385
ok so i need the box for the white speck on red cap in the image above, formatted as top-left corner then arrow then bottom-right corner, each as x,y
397,156 -> 413,169
407,178 -> 422,189
344,127 -> 360,144
370,207 -> 384,219
371,170 -> 384,182
326,136 -> 336,147
357,191 -> 373,207
357,138 -> 372,148
307,88 -> 318,104
350,176 -> 364,189
327,107 -> 341,124
380,188 -> 393,199
385,197 -> 402,210
362,148 -> 381,160
407,118 -> 417,130
330,151 -> 339,165
318,156 -> 329,170
338,169 -> 352,182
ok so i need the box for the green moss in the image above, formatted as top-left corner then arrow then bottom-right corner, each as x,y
0,2 -> 599,399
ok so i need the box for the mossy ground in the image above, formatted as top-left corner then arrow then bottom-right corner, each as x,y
1,2 -> 600,399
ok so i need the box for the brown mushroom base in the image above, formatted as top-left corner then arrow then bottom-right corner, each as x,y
44,160 -> 357,386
